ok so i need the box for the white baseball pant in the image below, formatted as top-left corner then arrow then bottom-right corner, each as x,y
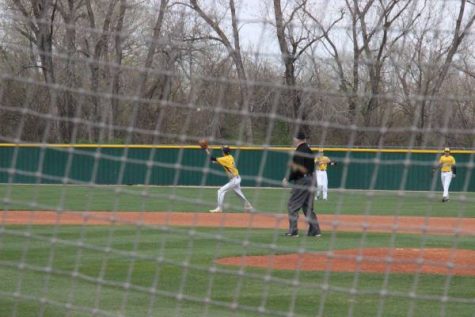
441,171 -> 453,198
217,176 -> 249,209
316,170 -> 328,200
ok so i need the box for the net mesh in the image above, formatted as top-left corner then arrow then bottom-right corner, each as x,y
1,0 -> 475,316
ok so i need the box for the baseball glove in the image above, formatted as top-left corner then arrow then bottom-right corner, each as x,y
198,138 -> 208,149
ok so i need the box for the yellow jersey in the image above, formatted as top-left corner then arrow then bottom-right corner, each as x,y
315,156 -> 331,171
439,155 -> 456,173
216,155 -> 239,178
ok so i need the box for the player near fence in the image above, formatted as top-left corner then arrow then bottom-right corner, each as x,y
282,132 -> 321,237
436,147 -> 456,202
314,148 -> 336,201
200,140 -> 254,213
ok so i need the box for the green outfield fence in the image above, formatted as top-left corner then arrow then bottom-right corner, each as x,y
0,144 -> 474,191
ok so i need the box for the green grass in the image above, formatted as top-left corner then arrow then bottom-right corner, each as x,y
1,185 -> 474,315
1,226 -> 475,317
0,184 -> 474,217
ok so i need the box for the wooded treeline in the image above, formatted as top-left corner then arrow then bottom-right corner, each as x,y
0,0 -> 474,147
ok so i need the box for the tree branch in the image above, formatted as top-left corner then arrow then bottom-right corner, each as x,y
189,0 -> 233,53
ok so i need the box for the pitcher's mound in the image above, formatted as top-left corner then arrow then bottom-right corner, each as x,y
216,248 -> 475,276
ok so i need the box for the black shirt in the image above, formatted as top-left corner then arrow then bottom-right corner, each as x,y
288,143 -> 315,182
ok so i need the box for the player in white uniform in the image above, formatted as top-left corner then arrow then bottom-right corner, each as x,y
314,149 -> 336,200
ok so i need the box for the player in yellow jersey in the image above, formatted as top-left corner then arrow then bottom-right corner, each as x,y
437,147 -> 456,202
314,148 -> 336,200
205,146 -> 254,213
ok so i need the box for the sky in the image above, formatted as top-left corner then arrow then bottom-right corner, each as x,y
200,0 -> 474,63
230,0 -> 281,58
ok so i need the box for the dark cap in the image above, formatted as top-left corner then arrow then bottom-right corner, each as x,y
222,146 -> 231,154
295,131 -> 306,140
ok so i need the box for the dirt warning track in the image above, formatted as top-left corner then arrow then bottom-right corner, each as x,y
4,211 -> 475,275
2,211 -> 475,236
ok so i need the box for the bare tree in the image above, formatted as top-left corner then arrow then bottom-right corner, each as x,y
11,0 -> 63,141
301,3 -> 353,122
303,0 -> 423,144
133,0 -> 176,143
393,0 -> 475,146
57,0 -> 84,141
109,0 -> 127,140
84,0 -> 118,141
2,0 -> 475,146
418,0 -> 475,145
138,0 -> 168,98
272,0 -> 323,127
186,0 -> 253,142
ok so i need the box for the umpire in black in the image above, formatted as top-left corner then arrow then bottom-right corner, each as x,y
282,131 -> 321,237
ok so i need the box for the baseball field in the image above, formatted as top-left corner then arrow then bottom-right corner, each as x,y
1,185 -> 475,317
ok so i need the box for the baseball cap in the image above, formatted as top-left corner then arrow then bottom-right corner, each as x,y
444,147 -> 450,152
222,146 -> 231,154
295,131 -> 306,140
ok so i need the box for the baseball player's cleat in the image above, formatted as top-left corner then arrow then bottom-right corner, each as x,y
442,197 -> 449,202
244,202 -> 255,213
282,232 -> 299,237
308,233 -> 322,237
209,207 -> 223,213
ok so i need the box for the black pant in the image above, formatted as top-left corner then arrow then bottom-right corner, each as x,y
287,176 -> 321,236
